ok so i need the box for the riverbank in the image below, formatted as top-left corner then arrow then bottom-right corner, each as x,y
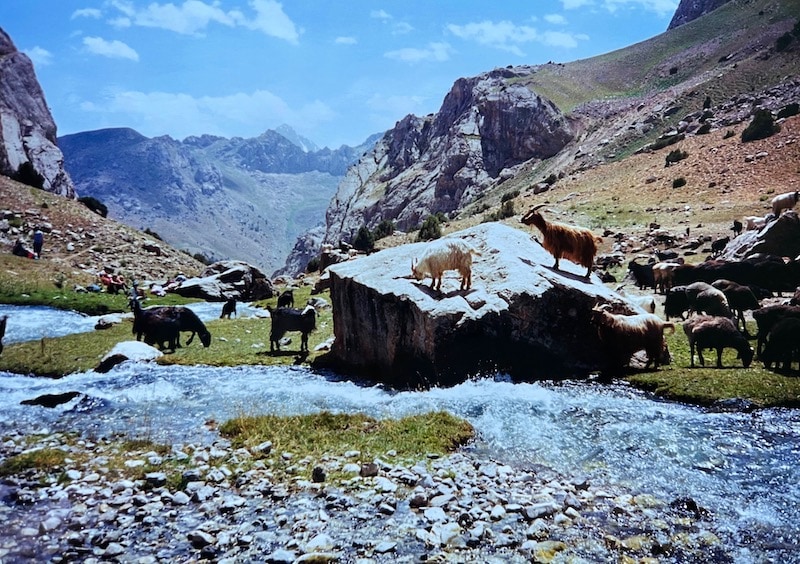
0,428 -> 726,563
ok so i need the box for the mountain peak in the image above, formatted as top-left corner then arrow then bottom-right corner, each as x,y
275,124 -> 319,153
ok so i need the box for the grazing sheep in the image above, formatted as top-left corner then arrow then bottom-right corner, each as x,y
664,282 -> 733,320
711,279 -> 760,333
760,317 -> 800,371
743,215 -> 768,231
752,304 -> 800,357
269,305 -> 316,352
590,304 -> 674,373
411,238 -> 480,292
521,205 -> 601,278
220,296 -> 237,319
683,315 -> 753,368
627,260 -> 656,290
771,191 -> 800,218
277,289 -> 295,308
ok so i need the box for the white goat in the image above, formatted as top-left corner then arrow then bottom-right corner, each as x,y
771,191 -> 800,217
651,261 -> 683,294
411,238 -> 480,292
615,284 -> 657,314
743,215 -> 768,231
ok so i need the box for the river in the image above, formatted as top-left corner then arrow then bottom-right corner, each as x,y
1,304 -> 799,562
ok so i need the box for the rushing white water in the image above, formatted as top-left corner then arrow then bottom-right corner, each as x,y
1,305 -> 799,561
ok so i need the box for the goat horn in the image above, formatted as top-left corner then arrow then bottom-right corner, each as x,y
531,204 -> 547,211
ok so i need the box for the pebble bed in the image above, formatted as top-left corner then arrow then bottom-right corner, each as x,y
0,431 -> 730,563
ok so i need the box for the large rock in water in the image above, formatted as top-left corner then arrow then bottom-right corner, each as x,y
327,223 -> 637,388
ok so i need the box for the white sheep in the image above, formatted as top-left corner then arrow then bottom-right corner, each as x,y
411,238 -> 480,292
590,304 -> 675,372
771,191 -> 799,217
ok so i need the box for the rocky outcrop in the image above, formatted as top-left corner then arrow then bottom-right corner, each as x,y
668,0 -> 735,30
327,223 -> 640,388
171,260 -> 274,302
0,27 -> 75,198
720,210 -> 800,260
323,69 -> 574,249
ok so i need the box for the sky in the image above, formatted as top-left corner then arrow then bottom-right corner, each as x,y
0,1 -> 679,149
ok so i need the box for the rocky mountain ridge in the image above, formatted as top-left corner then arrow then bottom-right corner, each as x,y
0,27 -> 74,199
59,127 -> 380,275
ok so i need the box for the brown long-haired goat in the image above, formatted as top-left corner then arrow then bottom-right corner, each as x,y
521,205 -> 601,278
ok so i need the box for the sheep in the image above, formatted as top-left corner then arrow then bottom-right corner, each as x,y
590,304 -> 674,373
771,191 -> 800,218
521,205 -> 601,278
760,317 -> 800,371
683,315 -> 753,368
277,289 -> 295,308
411,238 -> 479,292
627,260 -> 656,290
711,279 -> 761,333
752,304 -> 800,357
220,296 -> 237,319
743,215 -> 768,231
664,282 -> 733,320
269,305 -> 316,352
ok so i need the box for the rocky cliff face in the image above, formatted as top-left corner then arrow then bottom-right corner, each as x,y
60,127 -> 378,275
0,27 -> 75,198
323,68 -> 574,249
668,0 -> 735,29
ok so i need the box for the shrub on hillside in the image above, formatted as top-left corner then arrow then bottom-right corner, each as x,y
696,123 -> 712,135
741,109 -> 780,142
373,219 -> 395,240
777,103 -> 799,119
12,162 -> 45,189
306,256 -> 320,273
77,196 -> 108,217
417,215 -> 442,241
665,149 -> 689,166
352,225 -> 375,252
776,32 -> 794,52
500,189 -> 520,202
482,200 -> 516,223
144,228 -> 162,241
672,177 -> 687,188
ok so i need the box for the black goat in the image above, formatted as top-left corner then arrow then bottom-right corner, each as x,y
130,299 -> 180,351
731,219 -> 743,237
710,236 -> 730,257
220,296 -> 237,319
627,260 -> 655,290
711,279 -> 761,334
761,317 -> 800,371
277,289 -> 295,308
752,304 -> 800,357
0,315 -> 7,355
269,305 -> 316,352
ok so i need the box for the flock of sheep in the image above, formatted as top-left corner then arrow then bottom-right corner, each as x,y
408,195 -> 800,376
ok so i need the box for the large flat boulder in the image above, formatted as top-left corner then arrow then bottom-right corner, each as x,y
327,222 -> 638,388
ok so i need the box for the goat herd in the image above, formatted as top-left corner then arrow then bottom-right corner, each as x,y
129,287 -> 317,355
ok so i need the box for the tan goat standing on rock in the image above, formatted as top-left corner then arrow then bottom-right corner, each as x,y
521,205 -> 602,278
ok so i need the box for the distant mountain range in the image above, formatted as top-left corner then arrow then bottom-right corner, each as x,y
58,126 -> 380,274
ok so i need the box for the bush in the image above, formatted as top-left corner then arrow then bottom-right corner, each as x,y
417,215 -> 442,241
306,256 -> 320,273
777,103 -> 799,119
741,109 -> 780,142
703,96 -> 712,109
776,32 -> 794,52
192,252 -> 210,265
665,149 -> 689,166
144,228 -> 163,241
11,162 -> 45,189
373,220 -> 395,240
77,196 -> 108,217
482,200 -> 516,223
723,130 -> 735,139
500,189 -> 520,203
696,123 -> 712,135
673,177 -> 687,188
352,225 -> 375,252
544,173 -> 558,185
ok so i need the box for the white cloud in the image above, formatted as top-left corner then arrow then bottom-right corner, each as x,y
544,14 -> 568,25
561,0 -> 678,16
370,10 -> 392,21
392,22 -> 414,35
83,36 -> 139,61
79,89 -> 335,140
446,19 -> 589,54
24,46 -> 54,66
385,42 -> 452,64
335,36 -> 357,45
107,0 -> 301,42
72,8 -> 102,19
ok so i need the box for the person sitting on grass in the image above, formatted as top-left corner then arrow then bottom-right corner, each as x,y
11,239 -> 34,259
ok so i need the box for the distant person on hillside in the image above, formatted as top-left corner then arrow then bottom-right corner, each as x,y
11,239 -> 34,259
32,229 -> 44,259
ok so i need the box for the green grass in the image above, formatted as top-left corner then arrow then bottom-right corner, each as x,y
626,321 -> 800,408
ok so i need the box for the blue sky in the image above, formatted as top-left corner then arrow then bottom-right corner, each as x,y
0,1 -> 678,149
